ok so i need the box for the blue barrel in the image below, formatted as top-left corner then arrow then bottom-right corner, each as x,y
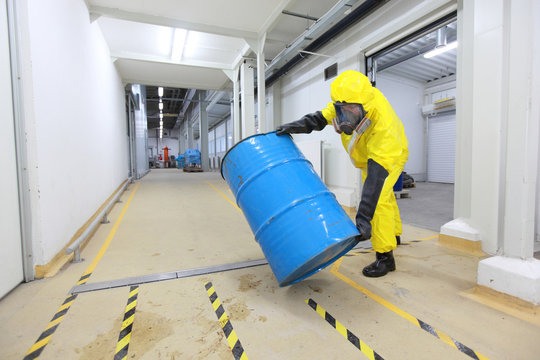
221,132 -> 360,286
393,172 -> 404,192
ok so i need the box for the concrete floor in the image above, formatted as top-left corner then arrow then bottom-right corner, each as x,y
396,181 -> 454,232
1,170 -> 539,359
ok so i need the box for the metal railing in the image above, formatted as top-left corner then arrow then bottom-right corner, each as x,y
65,178 -> 133,262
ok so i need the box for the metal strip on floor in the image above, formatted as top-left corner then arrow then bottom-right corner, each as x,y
69,258 -> 269,295
69,239 -> 380,295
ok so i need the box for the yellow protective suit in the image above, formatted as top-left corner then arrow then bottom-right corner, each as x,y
321,70 -> 409,253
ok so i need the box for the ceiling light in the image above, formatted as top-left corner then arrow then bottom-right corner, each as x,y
159,102 -> 163,110
424,41 -> 458,59
435,26 -> 447,48
160,120 -> 163,126
171,28 -> 187,62
158,87 -> 164,97
159,112 -> 163,119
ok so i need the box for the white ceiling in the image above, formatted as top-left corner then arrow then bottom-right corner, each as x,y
87,1 -> 457,131
88,0 -> 344,90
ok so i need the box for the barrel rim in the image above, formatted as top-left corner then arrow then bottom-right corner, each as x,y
220,131 -> 291,179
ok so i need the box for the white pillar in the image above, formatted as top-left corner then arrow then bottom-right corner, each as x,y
240,60 -> 255,138
224,115 -> 229,151
199,92 -> 209,172
224,68 -> 241,144
445,0 -> 540,305
213,127 -> 217,168
441,0 -> 507,252
233,71 -> 240,144
477,0 -> 540,305
256,35 -> 266,133
267,79 -> 281,131
187,118 -> 194,149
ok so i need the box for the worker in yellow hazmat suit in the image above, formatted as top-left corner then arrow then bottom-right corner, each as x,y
277,70 -> 409,277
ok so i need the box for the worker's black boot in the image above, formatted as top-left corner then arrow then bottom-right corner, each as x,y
396,235 -> 401,245
362,251 -> 396,277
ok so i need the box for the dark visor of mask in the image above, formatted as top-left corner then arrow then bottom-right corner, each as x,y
333,102 -> 366,135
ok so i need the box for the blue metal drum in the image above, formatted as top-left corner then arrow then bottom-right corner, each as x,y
221,132 -> 360,286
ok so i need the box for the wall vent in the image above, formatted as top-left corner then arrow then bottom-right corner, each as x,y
324,63 -> 338,81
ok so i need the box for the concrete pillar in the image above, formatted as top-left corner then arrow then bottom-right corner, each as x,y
442,0 -> 540,305
240,60 -> 255,138
199,92 -> 209,172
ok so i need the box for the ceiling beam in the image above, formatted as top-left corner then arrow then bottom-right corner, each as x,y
111,51 -> 232,70
89,5 -> 258,40
258,0 -> 295,36
121,78 -> 226,91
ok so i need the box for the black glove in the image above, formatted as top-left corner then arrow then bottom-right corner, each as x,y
356,159 -> 389,241
276,111 -> 327,136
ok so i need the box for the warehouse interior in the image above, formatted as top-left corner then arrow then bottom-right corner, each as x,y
1,0 -> 540,359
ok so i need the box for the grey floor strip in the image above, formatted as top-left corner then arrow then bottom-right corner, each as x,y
70,241 -> 371,295
69,258 -> 269,295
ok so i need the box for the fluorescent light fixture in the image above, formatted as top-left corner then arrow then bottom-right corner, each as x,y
158,87 -> 164,97
424,41 -> 458,59
159,112 -> 163,119
171,28 -> 187,62
160,120 -> 163,126
159,102 -> 163,110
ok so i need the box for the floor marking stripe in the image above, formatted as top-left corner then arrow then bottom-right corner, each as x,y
206,180 -> 242,212
330,257 -> 489,359
84,183 -> 140,276
23,184 -> 138,359
306,298 -> 383,360
205,282 -> 248,360
114,285 -> 139,360
44,316 -> 64,331
345,235 -> 438,256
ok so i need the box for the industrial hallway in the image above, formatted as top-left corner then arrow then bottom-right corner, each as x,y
1,170 -> 539,360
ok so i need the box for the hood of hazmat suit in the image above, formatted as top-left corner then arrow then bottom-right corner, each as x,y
321,70 -> 408,173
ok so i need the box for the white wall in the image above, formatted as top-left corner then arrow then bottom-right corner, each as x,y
18,0 -> 128,266
0,0 -> 24,297
275,0 -> 457,206
377,73 -> 425,180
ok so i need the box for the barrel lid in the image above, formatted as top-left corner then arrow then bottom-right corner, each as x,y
220,131 -> 289,179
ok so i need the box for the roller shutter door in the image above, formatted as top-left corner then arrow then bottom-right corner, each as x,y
427,113 -> 455,183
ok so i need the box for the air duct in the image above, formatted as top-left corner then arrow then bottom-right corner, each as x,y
265,0 -> 383,87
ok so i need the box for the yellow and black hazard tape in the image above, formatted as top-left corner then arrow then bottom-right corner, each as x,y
23,184 -> 139,359
114,285 -> 139,360
414,318 -> 487,360
330,258 -> 489,360
306,299 -> 384,360
205,282 -> 248,360
23,272 -> 92,360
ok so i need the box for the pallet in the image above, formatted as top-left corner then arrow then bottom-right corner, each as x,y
394,190 -> 411,199
183,167 -> 203,173
403,182 -> 416,188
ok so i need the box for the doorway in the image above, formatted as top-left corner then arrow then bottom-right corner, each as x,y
365,14 -> 458,230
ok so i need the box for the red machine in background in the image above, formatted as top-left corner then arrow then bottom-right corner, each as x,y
163,146 -> 169,168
